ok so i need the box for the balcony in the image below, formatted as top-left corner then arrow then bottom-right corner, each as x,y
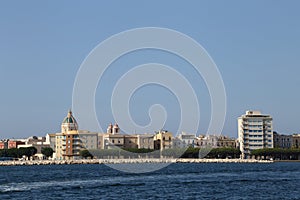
73,142 -> 81,145
73,146 -> 82,150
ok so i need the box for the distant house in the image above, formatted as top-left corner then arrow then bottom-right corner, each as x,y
293,134 -> 300,148
153,130 -> 173,150
273,132 -> 293,149
173,132 -> 196,148
0,139 -> 25,149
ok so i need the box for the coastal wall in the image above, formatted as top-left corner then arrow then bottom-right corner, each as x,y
0,158 -> 273,166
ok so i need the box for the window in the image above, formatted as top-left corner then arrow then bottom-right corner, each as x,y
112,139 -> 114,143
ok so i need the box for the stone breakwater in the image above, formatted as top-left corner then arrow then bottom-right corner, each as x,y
0,158 -> 273,166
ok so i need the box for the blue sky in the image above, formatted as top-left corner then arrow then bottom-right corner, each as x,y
1,1 -> 300,139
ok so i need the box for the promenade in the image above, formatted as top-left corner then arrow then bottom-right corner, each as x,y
0,158 -> 273,166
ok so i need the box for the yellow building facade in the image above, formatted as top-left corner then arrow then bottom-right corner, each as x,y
154,130 -> 173,150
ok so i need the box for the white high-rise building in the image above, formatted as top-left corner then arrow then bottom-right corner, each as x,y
238,110 -> 273,159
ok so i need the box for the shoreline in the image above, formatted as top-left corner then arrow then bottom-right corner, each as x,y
274,160 -> 300,162
0,158 -> 274,166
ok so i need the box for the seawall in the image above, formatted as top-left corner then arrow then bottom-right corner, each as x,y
0,158 -> 273,166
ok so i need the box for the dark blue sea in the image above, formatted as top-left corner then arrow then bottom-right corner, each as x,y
0,162 -> 299,199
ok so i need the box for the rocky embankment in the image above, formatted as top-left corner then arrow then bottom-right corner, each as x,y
0,158 -> 273,166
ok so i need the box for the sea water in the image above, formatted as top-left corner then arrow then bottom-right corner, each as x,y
0,162 -> 299,199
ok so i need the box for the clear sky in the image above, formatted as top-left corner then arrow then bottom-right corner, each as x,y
1,1 -> 300,139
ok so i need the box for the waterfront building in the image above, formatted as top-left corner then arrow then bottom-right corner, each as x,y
0,139 -> 9,149
99,126 -> 155,150
172,137 -> 183,149
100,123 -> 124,149
97,133 -> 104,149
292,134 -> 300,148
195,135 -> 218,148
173,132 -> 196,148
238,110 -> 273,159
0,139 -> 25,149
98,123 -> 150,149
194,135 -> 236,148
153,130 -> 173,150
137,134 -> 154,149
104,133 -> 125,149
25,136 -> 46,145
55,133 -> 64,160
55,131 -> 82,160
55,110 -> 82,160
45,133 -> 56,150
17,136 -> 50,159
124,135 -> 138,149
78,130 -> 98,150
217,136 -> 237,148
273,131 -> 293,149
53,110 -> 101,160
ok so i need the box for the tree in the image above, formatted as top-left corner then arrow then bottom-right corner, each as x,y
7,148 -> 19,158
19,147 -> 37,159
251,148 -> 300,160
41,147 -> 54,158
0,149 -> 9,157
206,148 -> 241,159
80,149 -> 93,159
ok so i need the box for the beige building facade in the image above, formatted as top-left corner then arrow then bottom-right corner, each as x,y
195,135 -> 236,149
154,130 -> 173,150
137,134 -> 154,149
273,132 -> 293,149
293,134 -> 300,148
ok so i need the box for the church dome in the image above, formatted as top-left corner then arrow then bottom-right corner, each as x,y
62,110 -> 77,124
63,116 -> 76,124
61,109 -> 78,133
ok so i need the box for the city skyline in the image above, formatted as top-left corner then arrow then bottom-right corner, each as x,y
1,1 -> 300,138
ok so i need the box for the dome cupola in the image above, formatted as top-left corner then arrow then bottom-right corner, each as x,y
61,109 -> 78,133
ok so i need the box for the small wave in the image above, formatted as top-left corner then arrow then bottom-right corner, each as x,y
106,182 -> 145,187
0,176 -> 148,193
0,180 -> 96,193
